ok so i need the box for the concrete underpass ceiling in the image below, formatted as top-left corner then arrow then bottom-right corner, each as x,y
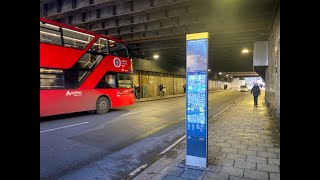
40,0 -> 279,72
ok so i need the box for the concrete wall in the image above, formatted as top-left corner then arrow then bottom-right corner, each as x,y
265,7 -> 280,120
208,79 -> 245,91
132,72 -> 244,98
131,58 -> 244,98
133,58 -> 186,75
133,73 -> 185,97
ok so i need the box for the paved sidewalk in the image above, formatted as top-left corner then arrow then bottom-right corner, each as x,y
133,92 -> 280,180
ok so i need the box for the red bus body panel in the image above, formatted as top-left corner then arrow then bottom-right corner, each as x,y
40,89 -> 134,117
40,43 -> 85,69
40,18 -> 134,117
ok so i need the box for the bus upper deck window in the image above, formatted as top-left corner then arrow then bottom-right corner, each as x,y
109,40 -> 129,58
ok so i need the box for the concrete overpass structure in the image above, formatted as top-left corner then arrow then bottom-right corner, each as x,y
39,1 -> 281,179
40,0 -> 280,119
221,71 -> 260,78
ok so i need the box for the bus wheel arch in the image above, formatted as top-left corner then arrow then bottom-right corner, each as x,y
96,95 -> 111,114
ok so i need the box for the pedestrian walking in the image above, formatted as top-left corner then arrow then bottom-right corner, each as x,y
159,83 -> 164,97
251,83 -> 261,106
134,84 -> 141,100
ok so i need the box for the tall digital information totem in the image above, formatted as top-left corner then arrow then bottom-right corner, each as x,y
186,32 -> 209,168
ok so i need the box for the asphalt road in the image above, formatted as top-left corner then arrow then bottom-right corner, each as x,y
40,90 -> 247,180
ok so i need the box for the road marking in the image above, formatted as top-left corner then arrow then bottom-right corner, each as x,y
209,94 -> 247,118
121,107 -> 160,116
129,164 -> 148,176
210,104 -> 233,118
160,135 -> 186,155
40,122 -> 89,133
136,119 -> 182,140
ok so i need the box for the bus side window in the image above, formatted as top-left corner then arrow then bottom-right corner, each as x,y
91,38 -> 109,54
96,72 -> 117,89
40,22 -> 62,46
118,73 -> 133,88
40,68 -> 65,89
61,28 -> 94,49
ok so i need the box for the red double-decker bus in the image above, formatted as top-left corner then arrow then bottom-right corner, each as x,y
40,18 -> 135,117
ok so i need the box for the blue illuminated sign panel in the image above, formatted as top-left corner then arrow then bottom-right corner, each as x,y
186,32 -> 209,168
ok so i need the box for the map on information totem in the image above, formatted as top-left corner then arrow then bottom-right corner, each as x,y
186,32 -> 209,168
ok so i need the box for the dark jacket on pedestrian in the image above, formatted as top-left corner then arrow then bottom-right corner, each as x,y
251,86 -> 261,96
159,84 -> 164,91
135,86 -> 140,92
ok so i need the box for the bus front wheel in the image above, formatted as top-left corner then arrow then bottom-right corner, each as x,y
96,96 -> 110,114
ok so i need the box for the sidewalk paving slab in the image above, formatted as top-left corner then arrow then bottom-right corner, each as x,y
133,93 -> 280,180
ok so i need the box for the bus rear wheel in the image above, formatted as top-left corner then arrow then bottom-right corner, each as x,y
96,96 -> 110,114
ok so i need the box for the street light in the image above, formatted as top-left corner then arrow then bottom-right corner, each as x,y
219,72 -> 222,75
226,75 -> 228,77
144,54 -> 160,60
241,49 -> 253,54
208,69 -> 211,72
242,49 -> 249,54
241,49 -> 254,69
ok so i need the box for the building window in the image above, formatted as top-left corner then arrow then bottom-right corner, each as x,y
72,0 -> 77,9
68,16 -> 73,24
130,1 -> 134,11
96,9 -> 101,19
115,19 -> 119,26
43,3 -> 48,17
150,0 -> 155,7
112,5 -> 117,15
57,0 -> 62,13
82,12 -> 86,22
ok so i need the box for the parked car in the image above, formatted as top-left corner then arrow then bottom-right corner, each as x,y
239,85 -> 248,92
